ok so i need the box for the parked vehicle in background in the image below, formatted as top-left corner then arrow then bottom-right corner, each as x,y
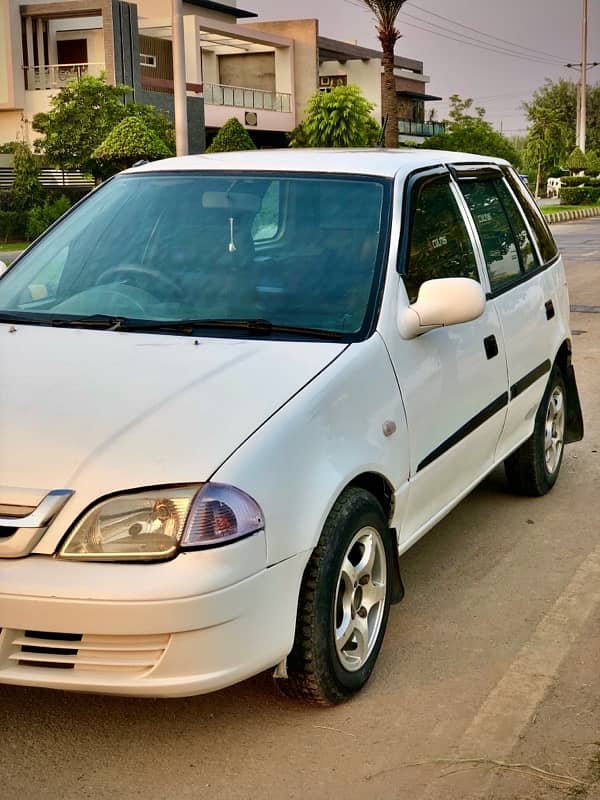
0,149 -> 583,704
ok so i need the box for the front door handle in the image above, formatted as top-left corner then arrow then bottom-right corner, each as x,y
546,300 -> 555,320
484,335 -> 499,360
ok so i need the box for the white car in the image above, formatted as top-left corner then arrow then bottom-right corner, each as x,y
0,150 -> 583,704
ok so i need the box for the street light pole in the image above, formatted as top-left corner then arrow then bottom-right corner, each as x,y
578,0 -> 588,152
172,0 -> 188,156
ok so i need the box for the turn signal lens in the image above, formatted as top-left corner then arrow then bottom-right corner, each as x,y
181,483 -> 264,548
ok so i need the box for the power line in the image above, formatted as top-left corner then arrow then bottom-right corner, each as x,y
398,17 -> 570,67
405,1 -> 572,63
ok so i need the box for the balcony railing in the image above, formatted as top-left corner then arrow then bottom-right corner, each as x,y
204,82 -> 292,113
398,120 -> 446,137
24,63 -> 105,91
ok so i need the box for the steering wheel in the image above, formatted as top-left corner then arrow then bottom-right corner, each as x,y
95,265 -> 185,301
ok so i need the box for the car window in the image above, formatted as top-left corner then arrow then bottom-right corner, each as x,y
0,173 -> 390,338
493,180 -> 539,272
460,179 -> 527,291
504,169 -> 558,263
403,177 -> 479,304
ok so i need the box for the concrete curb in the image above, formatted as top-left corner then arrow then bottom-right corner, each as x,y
546,206 -> 600,225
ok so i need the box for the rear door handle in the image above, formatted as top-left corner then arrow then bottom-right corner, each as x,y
484,335 -> 499,360
545,300 -> 555,320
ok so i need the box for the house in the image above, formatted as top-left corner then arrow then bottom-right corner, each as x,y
0,0 -> 442,152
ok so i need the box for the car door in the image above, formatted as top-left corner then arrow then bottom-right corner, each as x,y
381,166 -> 509,547
453,165 -> 559,459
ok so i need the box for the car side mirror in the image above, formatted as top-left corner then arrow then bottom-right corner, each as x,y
0,260 -> 8,277
398,277 -> 485,340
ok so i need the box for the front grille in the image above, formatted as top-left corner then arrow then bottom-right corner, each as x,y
8,630 -> 169,674
0,527 -> 18,538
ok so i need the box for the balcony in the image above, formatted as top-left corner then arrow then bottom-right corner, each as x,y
204,83 -> 292,113
24,63 -> 105,92
398,120 -> 446,138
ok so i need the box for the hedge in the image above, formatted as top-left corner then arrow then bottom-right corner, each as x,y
560,175 -> 600,188
560,186 -> 600,205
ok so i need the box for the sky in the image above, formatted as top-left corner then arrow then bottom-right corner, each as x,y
242,0 -> 600,136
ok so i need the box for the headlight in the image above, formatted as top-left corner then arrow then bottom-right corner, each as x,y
58,484 -> 264,561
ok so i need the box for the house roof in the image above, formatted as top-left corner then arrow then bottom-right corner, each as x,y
397,90 -> 442,102
183,0 -> 257,19
318,36 -> 423,74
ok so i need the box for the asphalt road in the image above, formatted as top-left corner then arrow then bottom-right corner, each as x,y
1,219 -> 599,800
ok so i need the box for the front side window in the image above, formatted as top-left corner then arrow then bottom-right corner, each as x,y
403,177 -> 479,303
0,173 -> 390,339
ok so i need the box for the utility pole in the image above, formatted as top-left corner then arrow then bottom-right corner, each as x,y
172,0 -> 188,156
578,0 -> 588,152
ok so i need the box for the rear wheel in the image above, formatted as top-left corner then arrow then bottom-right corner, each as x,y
504,366 -> 566,496
280,488 -> 394,705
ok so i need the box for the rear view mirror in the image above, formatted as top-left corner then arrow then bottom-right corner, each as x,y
398,277 -> 485,340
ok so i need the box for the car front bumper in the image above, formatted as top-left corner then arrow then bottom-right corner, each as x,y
0,539 -> 309,698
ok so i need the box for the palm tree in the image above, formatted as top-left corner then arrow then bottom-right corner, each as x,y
359,1 -> 408,148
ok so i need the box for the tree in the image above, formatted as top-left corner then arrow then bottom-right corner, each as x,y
523,78 -> 600,154
296,85 -> 381,147
206,118 -> 257,152
8,142 -> 44,212
92,117 -> 172,175
566,146 -> 588,174
33,75 -> 130,174
425,95 -> 521,165
524,106 -> 569,197
359,0 -> 408,148
33,75 -> 175,176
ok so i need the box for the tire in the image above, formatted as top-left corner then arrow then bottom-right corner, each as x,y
280,487 -> 394,705
504,365 -> 567,497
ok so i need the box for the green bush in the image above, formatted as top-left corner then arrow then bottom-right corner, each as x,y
206,118 -> 257,153
92,116 -> 172,176
561,175 -> 600,187
26,196 -> 71,241
560,186 -> 600,205
0,210 -> 25,242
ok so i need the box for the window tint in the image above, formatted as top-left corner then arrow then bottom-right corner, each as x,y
494,180 -> 538,272
403,178 -> 479,303
505,169 -> 558,263
461,178 -> 539,290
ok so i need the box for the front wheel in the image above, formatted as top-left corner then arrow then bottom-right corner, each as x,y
280,488 -> 394,705
504,365 -> 566,496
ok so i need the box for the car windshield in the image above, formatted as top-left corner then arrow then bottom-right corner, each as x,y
0,172 -> 390,339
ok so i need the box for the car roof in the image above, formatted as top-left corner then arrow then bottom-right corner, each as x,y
128,148 -> 509,180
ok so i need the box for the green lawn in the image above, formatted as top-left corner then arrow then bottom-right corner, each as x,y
0,241 -> 27,252
541,203 -> 600,215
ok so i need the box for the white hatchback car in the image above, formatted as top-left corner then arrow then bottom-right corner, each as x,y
0,150 -> 583,705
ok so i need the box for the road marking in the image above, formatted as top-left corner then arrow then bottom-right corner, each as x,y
420,543 -> 600,798
571,305 -> 600,313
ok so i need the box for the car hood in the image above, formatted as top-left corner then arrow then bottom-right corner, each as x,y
0,325 -> 346,504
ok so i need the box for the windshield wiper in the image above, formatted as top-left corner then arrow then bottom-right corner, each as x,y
0,312 -> 126,330
0,312 -> 345,340
119,318 -> 346,340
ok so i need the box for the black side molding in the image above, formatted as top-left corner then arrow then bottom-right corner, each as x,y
417,392 -> 509,472
510,360 -> 551,400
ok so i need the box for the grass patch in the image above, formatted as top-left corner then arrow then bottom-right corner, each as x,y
0,241 -> 27,252
542,204 -> 600,215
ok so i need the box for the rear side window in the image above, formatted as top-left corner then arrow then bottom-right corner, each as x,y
504,169 -> 558,263
403,177 -> 479,303
460,178 -> 538,291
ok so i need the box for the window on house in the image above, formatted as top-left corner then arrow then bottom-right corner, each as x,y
140,54 -> 157,68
